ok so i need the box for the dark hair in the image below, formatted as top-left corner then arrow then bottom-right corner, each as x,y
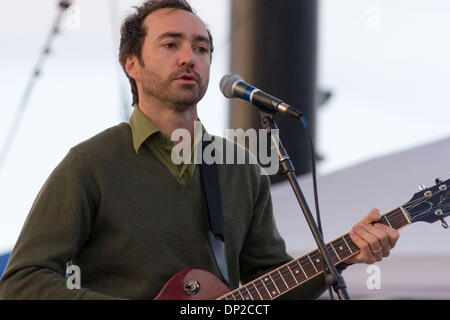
119,0 -> 214,106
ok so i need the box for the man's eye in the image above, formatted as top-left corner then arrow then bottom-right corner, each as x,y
196,47 -> 209,54
164,43 -> 177,49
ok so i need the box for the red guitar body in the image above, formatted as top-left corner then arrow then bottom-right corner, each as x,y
154,268 -> 230,300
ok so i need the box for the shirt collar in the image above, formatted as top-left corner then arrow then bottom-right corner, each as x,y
129,105 -> 161,153
129,105 -> 207,154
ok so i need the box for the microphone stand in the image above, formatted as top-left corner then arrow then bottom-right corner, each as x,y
259,112 -> 350,300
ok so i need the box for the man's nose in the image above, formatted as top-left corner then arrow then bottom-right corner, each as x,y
177,44 -> 195,67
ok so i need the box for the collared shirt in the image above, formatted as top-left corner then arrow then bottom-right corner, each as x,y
129,105 -> 203,187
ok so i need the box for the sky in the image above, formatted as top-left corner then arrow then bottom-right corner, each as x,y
0,0 -> 449,254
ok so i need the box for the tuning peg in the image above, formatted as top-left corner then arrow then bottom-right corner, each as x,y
419,184 -> 427,191
435,178 -> 448,191
441,218 -> 449,229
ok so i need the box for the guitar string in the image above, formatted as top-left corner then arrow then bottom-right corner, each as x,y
405,185 -> 448,209
403,188 -> 447,212
403,189 -> 449,221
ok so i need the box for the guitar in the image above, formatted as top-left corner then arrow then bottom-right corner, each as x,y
155,178 -> 450,300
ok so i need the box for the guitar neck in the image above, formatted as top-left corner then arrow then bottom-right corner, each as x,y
219,206 -> 412,300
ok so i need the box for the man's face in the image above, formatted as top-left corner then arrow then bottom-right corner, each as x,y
133,8 -> 211,110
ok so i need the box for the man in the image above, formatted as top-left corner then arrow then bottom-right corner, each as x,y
0,0 -> 399,300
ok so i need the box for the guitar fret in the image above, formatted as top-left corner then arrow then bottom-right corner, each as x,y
260,278 -> 273,299
382,215 -> 393,228
397,209 -> 410,229
400,206 -> 412,224
243,288 -> 252,300
240,288 -> 249,300
280,265 -> 297,288
241,287 -> 252,301
345,234 -> 359,253
342,237 -> 357,259
307,255 -> 318,273
300,257 -> 316,278
285,267 -> 298,287
247,286 -> 255,300
396,210 -> 409,229
301,258 -> 316,278
342,235 -> 354,255
311,254 -> 325,273
288,261 -> 306,283
252,282 -> 264,300
277,269 -> 290,291
296,260 -> 308,279
381,208 -> 409,230
240,287 -> 250,300
287,264 -> 299,285
335,237 -> 354,261
268,274 -> 280,296
328,243 -> 338,261
329,242 -> 341,261
336,241 -> 349,259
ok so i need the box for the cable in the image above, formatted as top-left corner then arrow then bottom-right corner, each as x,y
0,1 -> 72,176
301,118 -> 336,300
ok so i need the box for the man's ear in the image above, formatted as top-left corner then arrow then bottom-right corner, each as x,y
125,55 -> 140,82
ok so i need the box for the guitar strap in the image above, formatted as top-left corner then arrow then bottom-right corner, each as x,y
199,138 -> 230,287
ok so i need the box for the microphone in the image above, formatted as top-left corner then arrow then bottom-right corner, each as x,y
219,73 -> 303,120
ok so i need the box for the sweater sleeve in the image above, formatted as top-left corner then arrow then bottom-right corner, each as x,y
238,166 -> 346,300
0,148 -> 120,299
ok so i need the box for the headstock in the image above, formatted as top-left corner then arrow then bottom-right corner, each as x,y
404,178 -> 450,229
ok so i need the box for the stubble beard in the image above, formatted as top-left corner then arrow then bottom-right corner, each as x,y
140,65 -> 208,113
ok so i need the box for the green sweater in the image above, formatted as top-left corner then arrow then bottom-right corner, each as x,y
0,122 -> 334,300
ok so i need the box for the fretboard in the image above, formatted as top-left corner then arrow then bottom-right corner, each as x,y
218,206 -> 411,300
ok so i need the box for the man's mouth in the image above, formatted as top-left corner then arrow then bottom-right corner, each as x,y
175,73 -> 197,83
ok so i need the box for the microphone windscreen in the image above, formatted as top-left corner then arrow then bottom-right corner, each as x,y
219,73 -> 243,98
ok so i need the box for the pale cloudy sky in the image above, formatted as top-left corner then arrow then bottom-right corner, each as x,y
0,0 -> 449,253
